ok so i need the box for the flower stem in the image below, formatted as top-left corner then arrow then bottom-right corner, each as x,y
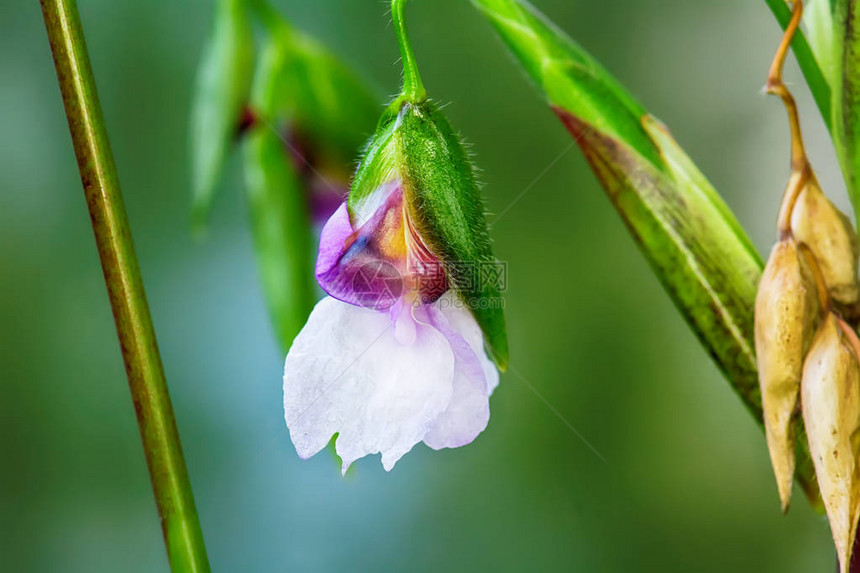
766,0 -> 810,170
39,1 -> 211,571
392,0 -> 427,103
763,0 -> 833,133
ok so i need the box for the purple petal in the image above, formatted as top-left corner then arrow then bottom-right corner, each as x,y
315,185 -> 407,310
315,202 -> 354,277
314,181 -> 449,311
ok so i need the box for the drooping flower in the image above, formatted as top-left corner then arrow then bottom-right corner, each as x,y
283,102 -> 508,472
283,31 -> 508,471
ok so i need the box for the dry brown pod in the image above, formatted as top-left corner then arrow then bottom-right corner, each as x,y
790,174 -> 860,306
801,314 -> 860,573
755,238 -> 819,510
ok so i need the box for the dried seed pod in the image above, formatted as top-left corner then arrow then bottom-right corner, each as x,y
801,314 -> 860,573
755,238 -> 820,511
791,175 -> 860,306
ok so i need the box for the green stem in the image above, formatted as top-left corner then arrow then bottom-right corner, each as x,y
247,0 -> 290,38
39,2 -> 211,572
392,0 -> 427,103
764,0 -> 833,133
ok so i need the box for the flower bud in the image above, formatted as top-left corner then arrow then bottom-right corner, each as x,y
791,175 -> 860,306
801,314 -> 860,573
755,238 -> 820,510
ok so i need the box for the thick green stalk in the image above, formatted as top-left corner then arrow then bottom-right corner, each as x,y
39,1 -> 211,571
764,0 -> 833,132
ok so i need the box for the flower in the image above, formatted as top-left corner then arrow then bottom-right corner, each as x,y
283,98 -> 508,472
283,292 -> 500,472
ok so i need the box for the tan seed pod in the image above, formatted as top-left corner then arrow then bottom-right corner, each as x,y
801,314 -> 860,573
790,175 -> 860,306
755,238 -> 820,511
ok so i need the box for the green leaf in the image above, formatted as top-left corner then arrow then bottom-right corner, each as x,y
475,0 -> 821,504
398,102 -> 509,370
563,111 -> 764,427
833,0 -> 860,225
252,12 -> 380,167
243,123 -> 315,352
473,0 -> 660,169
239,21 -> 315,353
189,0 -> 254,231
238,4 -> 381,351
805,0 -> 838,88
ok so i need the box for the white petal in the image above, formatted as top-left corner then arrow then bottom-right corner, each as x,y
422,294 -> 500,450
437,293 -> 500,394
283,297 -> 455,473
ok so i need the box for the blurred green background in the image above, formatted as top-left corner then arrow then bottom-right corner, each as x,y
0,0 -> 847,571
